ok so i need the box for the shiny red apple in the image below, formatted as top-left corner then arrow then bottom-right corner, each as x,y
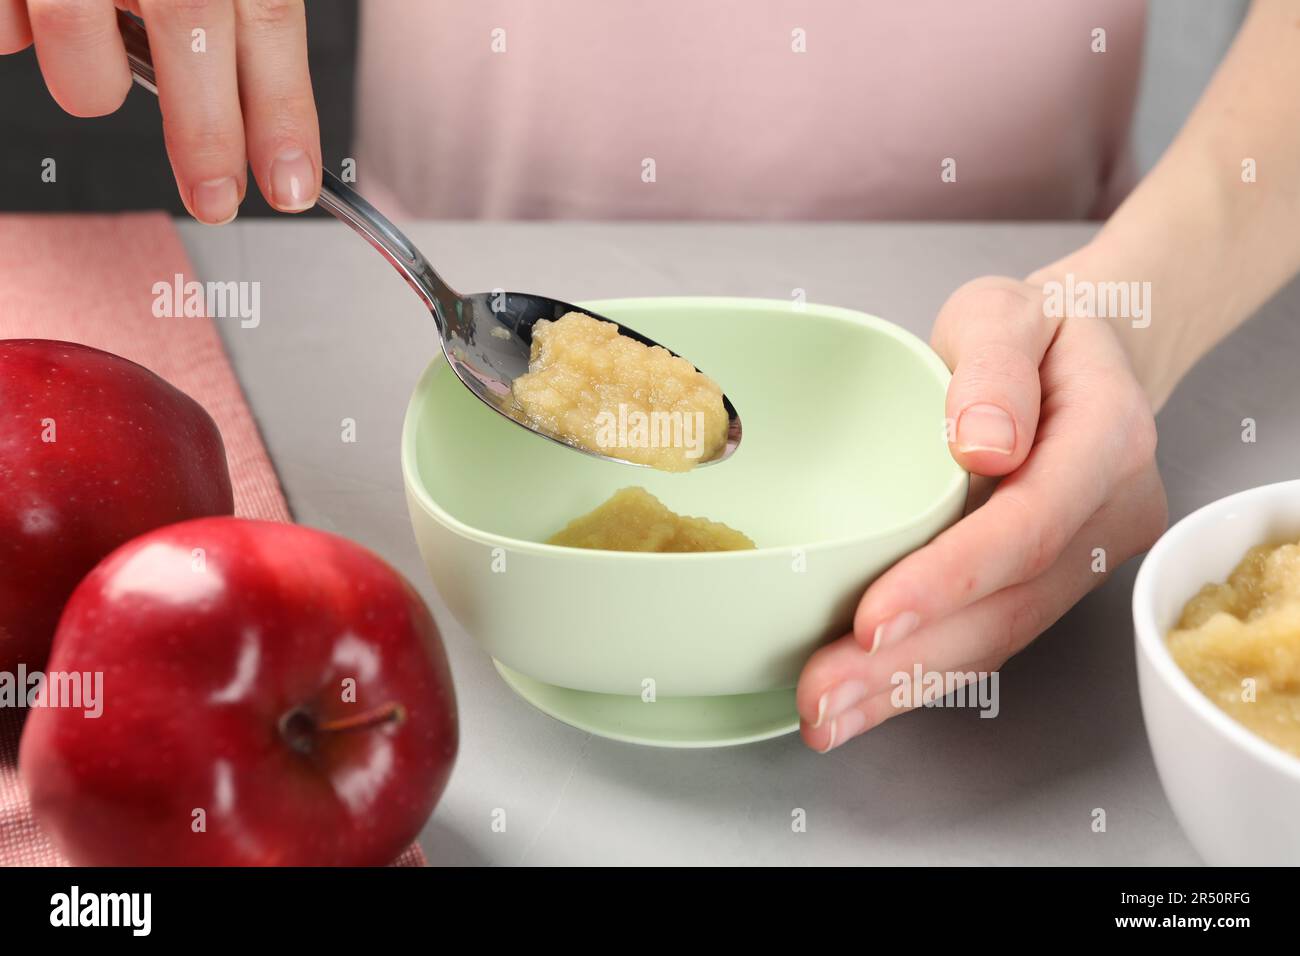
0,339 -> 234,671
20,517 -> 458,866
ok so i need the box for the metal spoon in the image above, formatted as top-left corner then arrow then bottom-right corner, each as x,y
116,12 -> 740,467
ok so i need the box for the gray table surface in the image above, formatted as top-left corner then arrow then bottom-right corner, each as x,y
179,220 -> 1300,866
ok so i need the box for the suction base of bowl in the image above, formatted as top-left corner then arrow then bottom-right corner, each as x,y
493,660 -> 799,748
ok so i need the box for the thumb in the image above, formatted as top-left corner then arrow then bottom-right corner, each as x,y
932,277 -> 1059,477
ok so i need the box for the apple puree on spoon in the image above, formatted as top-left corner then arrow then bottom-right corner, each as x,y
511,312 -> 729,472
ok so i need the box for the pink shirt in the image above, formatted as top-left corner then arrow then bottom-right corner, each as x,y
355,1 -> 1144,220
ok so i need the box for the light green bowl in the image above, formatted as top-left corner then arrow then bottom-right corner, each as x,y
402,297 -> 966,745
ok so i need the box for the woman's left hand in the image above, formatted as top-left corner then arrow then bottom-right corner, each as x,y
796,276 -> 1168,751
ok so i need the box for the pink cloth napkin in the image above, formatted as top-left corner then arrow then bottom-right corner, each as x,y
0,213 -> 424,867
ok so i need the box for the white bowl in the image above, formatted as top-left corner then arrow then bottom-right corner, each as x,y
1132,479 -> 1300,865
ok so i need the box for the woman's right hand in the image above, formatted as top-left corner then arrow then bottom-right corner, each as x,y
1,0 -> 321,223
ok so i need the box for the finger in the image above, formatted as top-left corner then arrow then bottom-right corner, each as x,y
801,651 -> 1010,753
853,320 -> 1133,652
139,0 -> 246,224
26,0 -> 130,115
0,0 -> 32,53
805,556 -> 1083,752
932,277 -> 1059,476
234,0 -> 320,212
801,462 -> 1166,751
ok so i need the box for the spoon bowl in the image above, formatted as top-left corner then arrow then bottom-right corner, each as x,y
414,289 -> 742,468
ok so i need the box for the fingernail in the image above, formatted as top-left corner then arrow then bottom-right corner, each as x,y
270,148 -> 316,211
955,403 -> 1016,455
869,611 -> 919,655
191,177 -> 239,225
814,680 -> 869,728
819,707 -> 869,753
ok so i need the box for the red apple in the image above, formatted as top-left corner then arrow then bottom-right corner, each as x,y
0,339 -> 234,671
20,517 -> 458,866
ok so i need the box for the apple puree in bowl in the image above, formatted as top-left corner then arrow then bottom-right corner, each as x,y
1167,539 -> 1300,757
510,312 -> 728,471
548,487 -> 754,553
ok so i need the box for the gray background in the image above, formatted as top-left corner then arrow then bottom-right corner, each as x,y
0,0 -> 1250,215
1133,0 -> 1248,173
180,219 -> 1300,864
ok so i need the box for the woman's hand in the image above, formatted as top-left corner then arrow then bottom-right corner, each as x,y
794,0 -> 1300,752
0,0 -> 321,223
797,275 -> 1168,751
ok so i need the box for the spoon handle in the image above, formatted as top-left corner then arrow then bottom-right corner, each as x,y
312,171 -> 457,318
115,10 -> 457,323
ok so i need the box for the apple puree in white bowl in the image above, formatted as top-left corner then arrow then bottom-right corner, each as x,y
1133,479 -> 1300,865
1167,539 -> 1300,757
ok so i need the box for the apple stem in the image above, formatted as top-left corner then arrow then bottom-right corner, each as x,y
279,702 -> 406,755
315,703 -> 406,735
